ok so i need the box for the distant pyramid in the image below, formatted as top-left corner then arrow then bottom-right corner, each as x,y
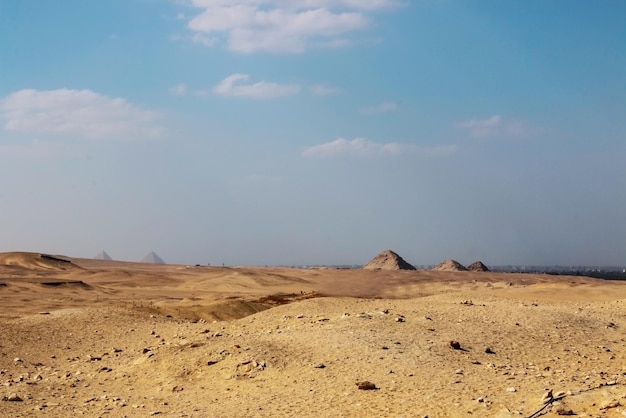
141,251 -> 165,264
468,261 -> 490,272
363,250 -> 416,270
94,250 -> 113,261
432,259 -> 468,272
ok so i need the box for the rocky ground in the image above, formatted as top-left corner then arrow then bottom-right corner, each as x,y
1,252 -> 626,417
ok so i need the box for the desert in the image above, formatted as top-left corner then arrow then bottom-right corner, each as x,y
1,251 -> 626,418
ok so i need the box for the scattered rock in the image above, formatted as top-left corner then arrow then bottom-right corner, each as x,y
541,389 -> 553,404
485,347 -> 495,354
356,381 -> 377,390
449,341 -> 461,350
313,364 -> 326,369
553,405 -> 575,415
599,400 -> 621,410
506,387 -> 516,393
3,393 -> 23,402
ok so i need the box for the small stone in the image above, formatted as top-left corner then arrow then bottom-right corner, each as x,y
5,393 -> 23,402
455,369 -> 464,374
13,358 -> 23,363
506,387 -> 516,393
485,347 -> 495,354
395,316 -> 405,322
356,381 -> 377,390
449,341 -> 461,350
477,397 -> 484,403
541,389 -> 553,404
600,400 -> 620,410
314,364 -> 326,369
554,405 -> 575,415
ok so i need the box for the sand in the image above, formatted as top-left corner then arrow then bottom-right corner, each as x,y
1,252 -> 626,417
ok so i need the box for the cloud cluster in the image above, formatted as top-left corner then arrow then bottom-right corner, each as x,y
302,137 -> 457,158
459,115 -> 538,139
186,0 -> 399,53
173,76 -> 338,99
310,84 -> 340,96
1,89 -> 161,139
212,74 -> 301,99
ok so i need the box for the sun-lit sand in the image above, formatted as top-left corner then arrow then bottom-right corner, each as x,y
1,252 -> 626,417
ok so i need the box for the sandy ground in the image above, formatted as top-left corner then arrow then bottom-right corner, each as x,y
1,252 -> 626,417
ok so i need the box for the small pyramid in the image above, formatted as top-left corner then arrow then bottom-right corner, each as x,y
94,250 -> 113,261
468,261 -> 490,272
363,250 -> 416,270
141,251 -> 165,264
432,259 -> 468,272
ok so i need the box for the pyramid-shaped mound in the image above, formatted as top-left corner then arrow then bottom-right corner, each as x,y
141,251 -> 165,264
467,261 -> 490,272
432,259 -> 468,272
94,250 -> 113,261
363,250 -> 416,270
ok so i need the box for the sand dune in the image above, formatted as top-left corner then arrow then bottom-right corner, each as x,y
1,251 -> 626,417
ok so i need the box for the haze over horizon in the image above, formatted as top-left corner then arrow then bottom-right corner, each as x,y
1,1 -> 625,267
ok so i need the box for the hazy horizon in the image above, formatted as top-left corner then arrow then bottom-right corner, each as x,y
1,1 -> 625,267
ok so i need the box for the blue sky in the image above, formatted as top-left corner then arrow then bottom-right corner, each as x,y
1,0 -> 625,266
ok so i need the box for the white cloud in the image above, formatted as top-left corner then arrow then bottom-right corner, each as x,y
310,84 -> 340,96
302,137 -> 457,158
1,89 -> 161,139
459,115 -> 539,139
192,33 -> 217,47
170,83 -> 188,96
213,73 -> 300,99
360,101 -> 398,114
185,0 -> 400,53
